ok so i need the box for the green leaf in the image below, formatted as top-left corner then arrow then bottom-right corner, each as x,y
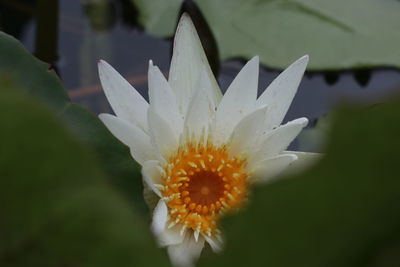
133,0 -> 400,70
0,31 -> 146,214
59,103 -> 148,214
0,85 -> 170,266
199,100 -> 400,266
0,32 -> 69,112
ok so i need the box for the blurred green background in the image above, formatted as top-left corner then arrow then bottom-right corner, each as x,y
1,0 -> 400,266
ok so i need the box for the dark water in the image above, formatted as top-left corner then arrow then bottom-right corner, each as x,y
1,0 -> 400,141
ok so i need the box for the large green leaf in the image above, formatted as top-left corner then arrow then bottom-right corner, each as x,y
0,32 -> 146,213
0,85 -> 170,266
0,33 -> 68,111
60,103 -> 148,213
133,0 -> 400,70
199,100 -> 400,266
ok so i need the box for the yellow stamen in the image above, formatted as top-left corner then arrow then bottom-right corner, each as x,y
161,142 -> 248,237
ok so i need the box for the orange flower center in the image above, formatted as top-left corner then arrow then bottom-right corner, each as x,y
160,143 -> 248,237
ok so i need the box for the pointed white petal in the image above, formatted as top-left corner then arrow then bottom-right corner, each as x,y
148,60 -> 183,136
152,201 -> 186,247
250,154 -> 298,184
251,118 -> 308,163
98,113 -> 155,164
147,108 -> 179,159
98,60 -> 149,132
151,200 -> 168,237
256,55 -> 308,130
167,231 -> 205,267
215,56 -> 259,144
204,235 -> 223,253
169,14 -> 221,115
184,74 -> 215,142
228,105 -> 268,157
196,67 -> 219,110
282,150 -> 322,173
142,160 -> 163,197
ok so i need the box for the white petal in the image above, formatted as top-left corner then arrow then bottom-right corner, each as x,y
142,160 -> 163,197
152,201 -> 186,247
228,105 -> 268,157
194,229 -> 200,242
282,150 -> 322,173
160,225 -> 188,247
167,231 -> 205,267
196,67 -> 219,110
143,180 -> 160,212
147,108 -> 179,159
250,154 -> 298,184
148,60 -> 183,136
203,235 -> 223,253
151,200 -> 168,237
256,55 -> 309,130
98,60 -> 149,132
169,14 -> 221,115
184,74 -> 215,143
214,56 -> 259,144
251,118 -> 308,163
98,113 -> 155,164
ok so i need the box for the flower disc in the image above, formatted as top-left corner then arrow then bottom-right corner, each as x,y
160,143 -> 248,237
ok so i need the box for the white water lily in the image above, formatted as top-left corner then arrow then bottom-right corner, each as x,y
98,13 -> 317,267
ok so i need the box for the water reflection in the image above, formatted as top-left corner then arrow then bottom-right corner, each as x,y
1,0 -> 400,144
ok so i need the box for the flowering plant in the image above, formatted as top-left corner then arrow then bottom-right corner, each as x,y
98,13 -> 314,267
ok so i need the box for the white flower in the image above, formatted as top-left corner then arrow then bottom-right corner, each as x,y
98,13 -> 316,267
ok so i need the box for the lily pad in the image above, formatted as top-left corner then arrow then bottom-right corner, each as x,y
0,32 -> 68,112
60,103 -> 147,213
0,85 -> 170,266
132,0 -> 400,70
0,32 -> 146,213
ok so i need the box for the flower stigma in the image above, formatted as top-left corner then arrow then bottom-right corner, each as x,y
158,141 -> 248,239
